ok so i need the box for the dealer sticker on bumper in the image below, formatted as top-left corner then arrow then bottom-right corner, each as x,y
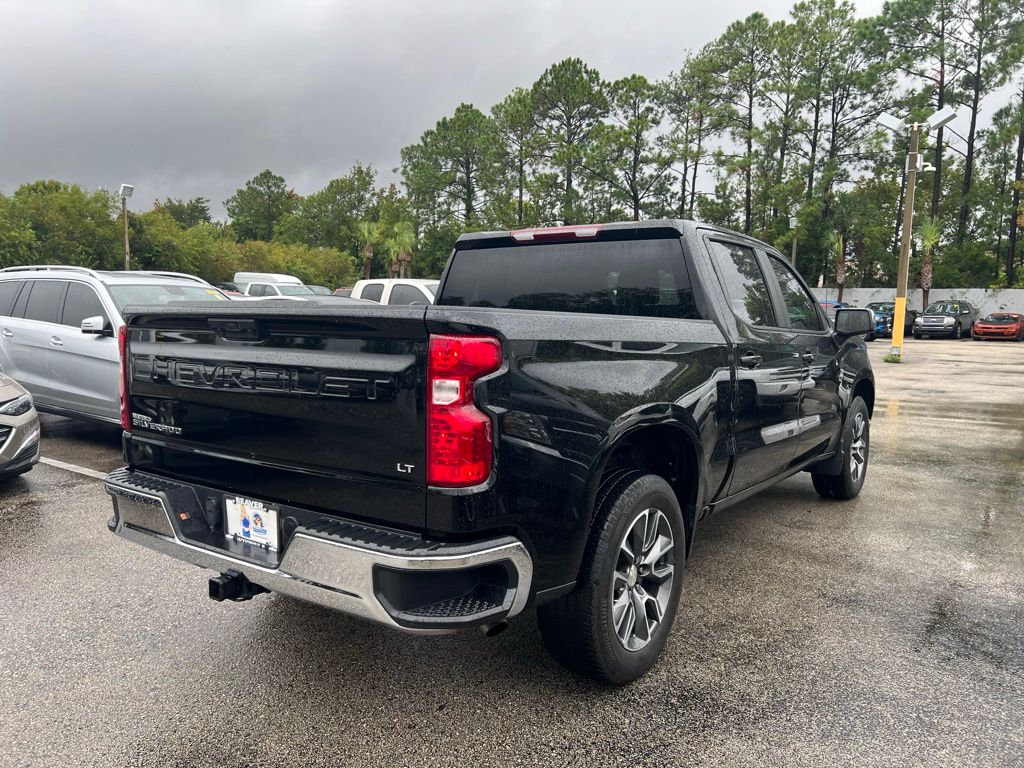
225,497 -> 279,551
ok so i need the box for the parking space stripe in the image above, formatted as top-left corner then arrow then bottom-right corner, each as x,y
39,457 -> 109,481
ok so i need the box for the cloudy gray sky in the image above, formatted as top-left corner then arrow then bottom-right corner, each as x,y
1,0 -> 883,217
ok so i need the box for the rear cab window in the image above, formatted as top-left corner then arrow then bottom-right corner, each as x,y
438,236 -> 702,320
360,283 -> 385,303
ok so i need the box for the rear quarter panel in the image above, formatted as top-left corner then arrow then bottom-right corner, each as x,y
425,307 -> 733,593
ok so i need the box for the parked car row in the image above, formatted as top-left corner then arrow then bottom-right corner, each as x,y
819,298 -> 1021,342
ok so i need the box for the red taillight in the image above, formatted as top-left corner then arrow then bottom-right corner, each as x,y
427,334 -> 502,487
510,224 -> 602,242
118,324 -> 130,432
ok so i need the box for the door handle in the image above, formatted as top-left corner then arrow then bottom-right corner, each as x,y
800,352 -> 815,364
1,329 -> 12,338
739,352 -> 762,369
48,335 -> 64,347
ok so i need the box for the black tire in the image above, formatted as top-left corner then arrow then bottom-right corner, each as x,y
537,472 -> 686,685
811,396 -> 870,501
913,331 -> 922,340
953,323 -> 961,339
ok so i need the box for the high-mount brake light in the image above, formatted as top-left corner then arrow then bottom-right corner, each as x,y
427,334 -> 502,487
510,224 -> 602,242
118,324 -> 130,432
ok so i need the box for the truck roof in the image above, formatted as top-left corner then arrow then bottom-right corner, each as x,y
453,219 -> 765,250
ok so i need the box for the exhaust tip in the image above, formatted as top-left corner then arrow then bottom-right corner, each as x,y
479,620 -> 509,638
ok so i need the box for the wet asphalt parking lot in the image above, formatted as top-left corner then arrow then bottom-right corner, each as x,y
1,338 -> 1022,767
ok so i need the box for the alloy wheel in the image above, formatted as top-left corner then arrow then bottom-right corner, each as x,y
850,412 -> 868,485
610,508 -> 675,651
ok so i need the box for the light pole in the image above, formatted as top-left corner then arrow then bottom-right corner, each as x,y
876,106 -> 956,361
119,183 -> 134,271
789,215 -> 798,266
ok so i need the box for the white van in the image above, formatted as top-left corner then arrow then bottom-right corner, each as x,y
350,279 -> 438,305
232,272 -> 313,297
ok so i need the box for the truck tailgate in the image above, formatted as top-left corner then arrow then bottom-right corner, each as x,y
123,303 -> 428,530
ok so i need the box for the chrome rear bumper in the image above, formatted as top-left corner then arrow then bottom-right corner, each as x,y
106,468 -> 532,634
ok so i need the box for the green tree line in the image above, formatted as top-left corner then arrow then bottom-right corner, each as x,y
2,0 -> 1023,291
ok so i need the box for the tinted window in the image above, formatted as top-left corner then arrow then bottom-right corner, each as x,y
707,240 -> 775,327
768,256 -> 823,331
249,284 -> 266,296
361,283 -> 384,302
62,282 -> 109,328
0,280 -> 23,316
439,238 -> 701,319
390,284 -> 429,305
24,280 -> 68,323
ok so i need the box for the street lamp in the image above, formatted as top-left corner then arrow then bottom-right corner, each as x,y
876,108 -> 957,362
789,215 -> 798,266
119,183 -> 134,271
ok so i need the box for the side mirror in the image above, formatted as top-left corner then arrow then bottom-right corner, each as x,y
81,316 -> 113,337
834,308 -> 873,337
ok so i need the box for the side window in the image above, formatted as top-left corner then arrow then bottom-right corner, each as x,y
389,284 -> 428,305
360,283 -> 384,303
268,285 -> 282,296
24,280 -> 68,324
62,282 -> 109,328
249,284 -> 265,296
706,240 -> 775,327
767,256 -> 823,331
0,280 -> 24,316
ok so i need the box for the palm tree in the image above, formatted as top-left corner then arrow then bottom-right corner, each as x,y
918,218 -> 941,310
387,221 -> 416,278
357,220 -> 379,279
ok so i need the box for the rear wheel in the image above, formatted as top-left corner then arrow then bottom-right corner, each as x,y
537,472 -> 685,685
811,396 -> 869,501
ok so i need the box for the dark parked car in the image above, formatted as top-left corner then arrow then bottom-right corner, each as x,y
105,220 -> 875,683
215,282 -> 242,296
912,300 -> 978,339
971,312 -> 1024,341
866,301 -> 918,338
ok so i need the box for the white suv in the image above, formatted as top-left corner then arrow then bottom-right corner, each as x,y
0,266 -> 228,424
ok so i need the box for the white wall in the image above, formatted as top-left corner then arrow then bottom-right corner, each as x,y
811,287 -> 1024,316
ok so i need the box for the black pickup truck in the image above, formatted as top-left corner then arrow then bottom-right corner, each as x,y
106,220 -> 875,683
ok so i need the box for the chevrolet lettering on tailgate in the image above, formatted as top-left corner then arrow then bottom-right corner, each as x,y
132,357 -> 395,400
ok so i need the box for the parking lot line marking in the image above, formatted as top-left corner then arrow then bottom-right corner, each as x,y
39,457 -> 109,481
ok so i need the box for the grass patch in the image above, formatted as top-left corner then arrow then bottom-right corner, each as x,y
883,353 -> 902,364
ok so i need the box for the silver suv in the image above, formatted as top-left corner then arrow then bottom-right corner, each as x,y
0,267 -> 229,424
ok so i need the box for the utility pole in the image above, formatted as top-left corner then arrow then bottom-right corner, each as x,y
891,124 -> 920,361
789,215 -> 798,266
119,183 -> 134,271
876,107 -> 957,362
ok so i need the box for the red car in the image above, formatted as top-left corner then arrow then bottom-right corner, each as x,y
972,312 -> 1024,341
